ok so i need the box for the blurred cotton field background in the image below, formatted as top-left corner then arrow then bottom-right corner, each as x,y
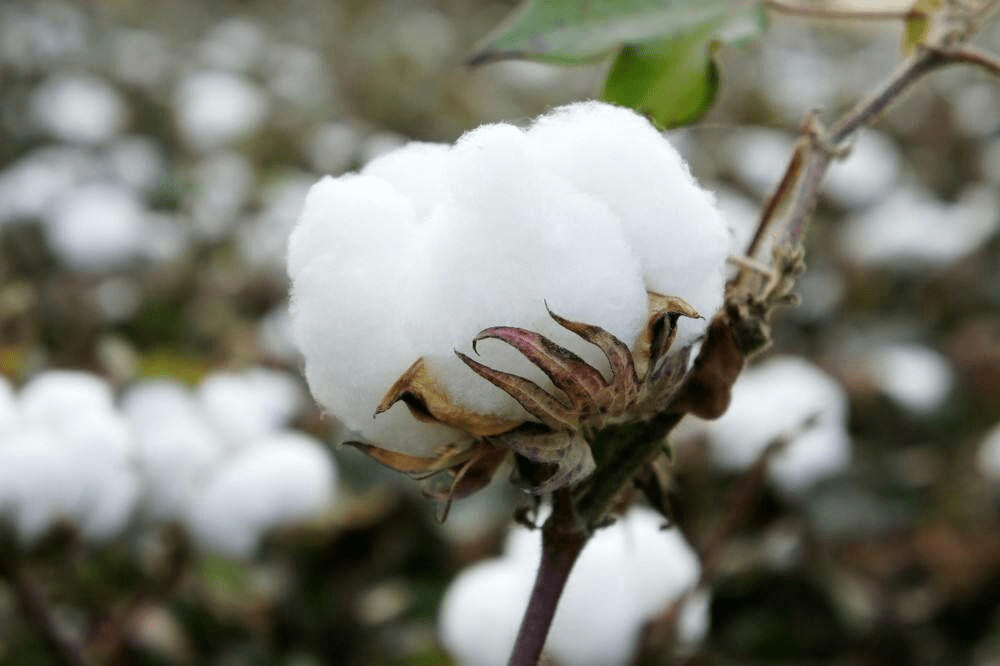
1,0 -> 1000,664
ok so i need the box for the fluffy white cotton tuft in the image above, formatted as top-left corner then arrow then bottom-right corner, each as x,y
44,182 -> 150,271
31,74 -> 127,144
867,344 -> 953,413
1,371 -> 140,543
289,102 -> 727,456
175,71 -> 269,152
840,185 -> 999,267
702,356 -> 851,494
438,506 -> 705,666
528,102 -> 729,347
184,432 -> 336,558
196,368 -> 303,447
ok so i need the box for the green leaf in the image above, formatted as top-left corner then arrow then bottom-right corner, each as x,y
602,5 -> 766,128
469,0 -> 749,65
902,0 -> 941,54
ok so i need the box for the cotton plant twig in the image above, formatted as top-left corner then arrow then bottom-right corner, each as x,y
0,558 -> 88,666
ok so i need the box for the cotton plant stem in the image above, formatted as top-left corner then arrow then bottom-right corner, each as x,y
742,2 -> 1000,280
0,559 -> 87,666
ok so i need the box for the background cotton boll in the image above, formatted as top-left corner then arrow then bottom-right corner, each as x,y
361,142 -> 452,221
440,508 -> 704,666
822,130 -> 901,209
286,174 -> 417,279
175,71 -> 269,152
187,150 -> 254,239
867,344 -> 953,413
45,182 -> 150,270
183,432 -> 336,558
528,102 -> 729,348
705,356 -> 851,494
438,559 -> 533,666
124,382 -> 226,519
839,185 -> 1000,267
0,377 -> 16,432
290,252 -> 458,456
725,128 -> 797,197
19,370 -> 115,425
196,368 -> 303,447
31,74 -> 127,144
103,136 -> 165,194
0,146 -> 91,225
0,427 -> 79,543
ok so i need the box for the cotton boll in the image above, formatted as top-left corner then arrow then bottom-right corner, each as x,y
306,122 -> 360,175
705,356 -> 851,494
0,427 -> 80,543
823,131 -> 901,209
726,128 -> 796,198
867,344 -> 953,413
198,18 -> 266,73
0,146 -> 91,224
31,74 -> 127,144
45,182 -> 150,270
528,102 -> 729,347
438,559 -> 532,666
840,185 -> 1000,267
103,136 -> 165,194
124,381 -> 227,519
410,123 -> 648,418
439,507 -> 704,666
19,370 -> 115,425
196,368 -> 302,447
56,409 -> 139,540
184,432 -> 336,558
175,71 -> 269,152
361,142 -> 451,221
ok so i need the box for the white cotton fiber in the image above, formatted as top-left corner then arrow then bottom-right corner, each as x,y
196,368 -> 303,447
409,123 -> 648,418
288,102 -> 729,456
175,71 -> 269,152
123,380 -> 227,520
438,506 -> 705,666
19,370 -> 115,425
704,356 -> 850,494
361,142 -> 452,221
867,344 -> 953,414
183,432 -> 336,558
31,74 -> 127,144
44,182 -> 150,271
528,102 -> 729,347
0,428 -> 74,543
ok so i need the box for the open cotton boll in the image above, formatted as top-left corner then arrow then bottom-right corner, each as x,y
704,356 -> 850,494
0,146 -> 92,225
361,142 -> 451,221
0,427 -> 81,543
196,368 -> 303,447
45,182 -> 150,270
124,381 -> 227,520
31,74 -> 127,144
183,432 -> 336,558
439,506 -> 705,666
528,102 -> 729,347
174,71 -> 269,152
19,370 -> 115,425
867,344 -> 953,413
438,559 -> 533,666
407,122 -> 648,419
840,185 -> 1000,267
